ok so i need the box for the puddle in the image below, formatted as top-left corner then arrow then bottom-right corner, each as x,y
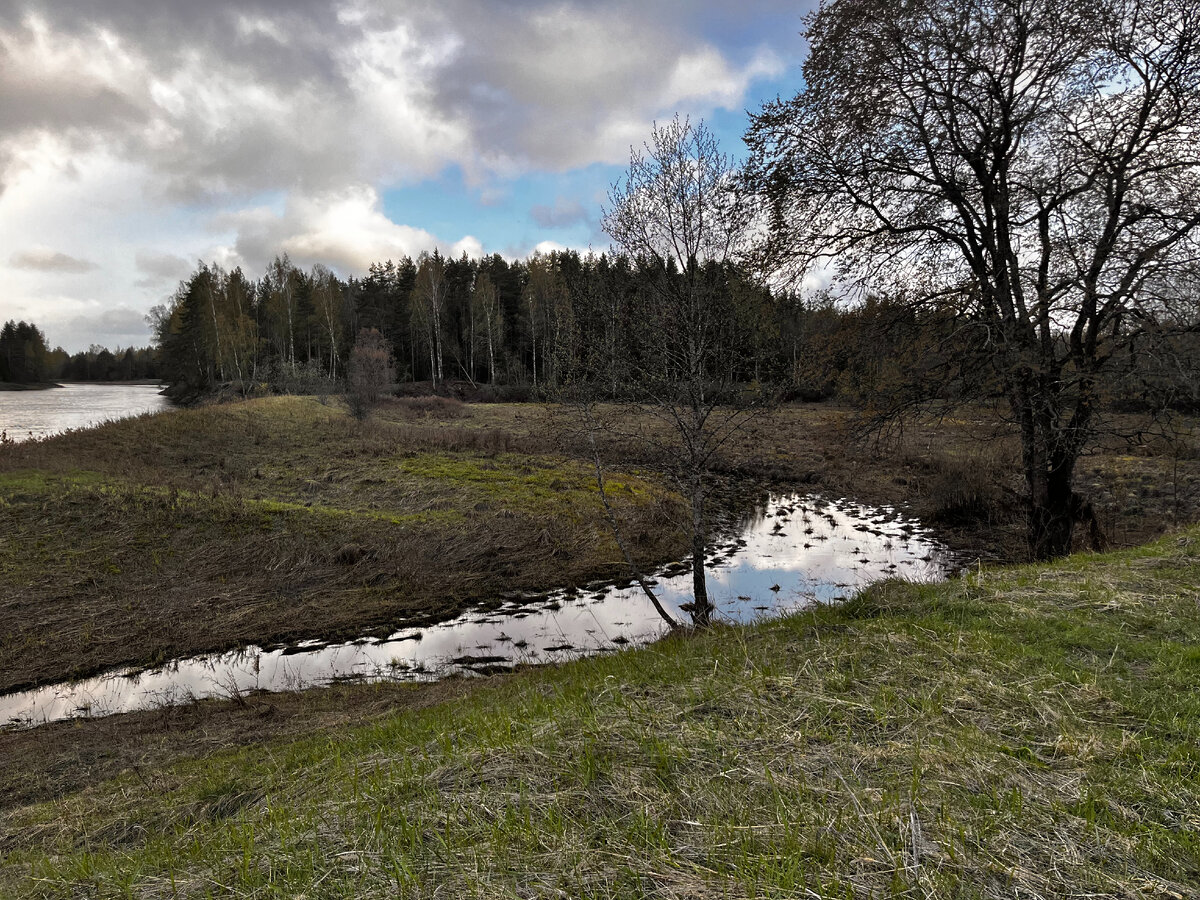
0,493 -> 961,728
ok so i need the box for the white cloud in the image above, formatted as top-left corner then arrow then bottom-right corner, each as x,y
10,248 -> 98,273
1,2 -> 792,195
532,240 -> 568,256
229,184 -> 481,273
0,1 -> 807,349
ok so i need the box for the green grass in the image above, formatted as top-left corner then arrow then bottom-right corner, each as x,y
3,531 -> 1198,897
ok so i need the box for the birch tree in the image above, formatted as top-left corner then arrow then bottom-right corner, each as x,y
413,251 -> 447,386
471,270 -> 502,384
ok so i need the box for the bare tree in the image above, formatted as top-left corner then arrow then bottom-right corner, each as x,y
266,255 -> 300,373
471,271 -> 502,384
525,254 -> 573,390
311,264 -> 346,379
345,328 -> 394,420
746,0 -> 1200,558
602,115 -> 758,627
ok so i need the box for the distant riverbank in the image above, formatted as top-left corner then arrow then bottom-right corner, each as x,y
58,378 -> 163,386
0,381 -> 62,391
1,379 -> 164,391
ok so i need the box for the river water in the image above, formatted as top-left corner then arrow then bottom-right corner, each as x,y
0,383 -> 172,442
0,492 -> 960,728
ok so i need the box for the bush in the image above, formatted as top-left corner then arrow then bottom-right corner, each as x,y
345,329 -> 394,420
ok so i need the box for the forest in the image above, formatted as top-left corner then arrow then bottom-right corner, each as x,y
0,319 -> 157,385
150,250 -> 778,400
148,250 -> 1198,415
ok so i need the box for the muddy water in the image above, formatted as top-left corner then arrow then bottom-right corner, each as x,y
0,494 -> 960,728
0,383 -> 172,442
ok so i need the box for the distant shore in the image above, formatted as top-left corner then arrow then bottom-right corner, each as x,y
57,379 -> 164,387
1,380 -> 163,391
0,382 -> 62,391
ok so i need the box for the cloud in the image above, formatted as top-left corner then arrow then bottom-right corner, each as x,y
9,248 -> 99,273
57,306 -> 154,350
68,305 -> 150,338
0,1 -> 807,350
133,250 -> 192,282
30,304 -> 154,352
227,184 -> 481,274
530,197 -> 589,229
0,2 -> 793,199
531,239 -> 568,256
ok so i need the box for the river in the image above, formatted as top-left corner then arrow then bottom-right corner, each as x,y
0,383 -> 173,442
0,492 -> 961,728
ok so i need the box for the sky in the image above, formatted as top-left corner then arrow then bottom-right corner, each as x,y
0,1 -> 810,352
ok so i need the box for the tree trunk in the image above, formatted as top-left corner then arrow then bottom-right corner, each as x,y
690,472 -> 711,626
1025,461 -> 1076,560
429,333 -> 437,388
1019,403 -> 1078,560
487,322 -> 496,384
530,316 -> 538,389
1013,372 -> 1096,560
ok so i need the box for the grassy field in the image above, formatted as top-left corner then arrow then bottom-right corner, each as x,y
1,528 -> 1197,898
2,394 -> 1197,694
0,396 -> 687,692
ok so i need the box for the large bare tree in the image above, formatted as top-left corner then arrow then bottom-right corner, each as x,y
602,115 -> 756,626
746,0 -> 1200,558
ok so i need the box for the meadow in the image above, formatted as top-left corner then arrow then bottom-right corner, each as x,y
1,395 -> 1198,896
2,527 -> 1197,897
0,396 -> 685,693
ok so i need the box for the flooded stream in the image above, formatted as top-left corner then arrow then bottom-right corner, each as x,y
0,493 -> 961,728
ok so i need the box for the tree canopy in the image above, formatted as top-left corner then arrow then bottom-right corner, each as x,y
745,0 -> 1200,558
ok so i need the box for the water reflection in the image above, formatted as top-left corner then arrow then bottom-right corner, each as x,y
0,383 -> 172,442
0,493 -> 960,728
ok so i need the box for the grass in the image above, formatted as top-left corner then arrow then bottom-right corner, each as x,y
2,394 -> 1196,691
0,397 -> 686,692
2,530 -> 1198,897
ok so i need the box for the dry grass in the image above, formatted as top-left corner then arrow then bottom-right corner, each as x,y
3,395 -> 1196,692
0,397 -> 685,692
2,530 -> 1198,897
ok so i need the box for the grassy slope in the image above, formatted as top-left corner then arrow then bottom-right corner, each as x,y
0,397 -> 685,692
2,533 -> 1198,898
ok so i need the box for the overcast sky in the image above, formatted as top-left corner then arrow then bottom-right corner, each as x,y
0,1 -> 808,352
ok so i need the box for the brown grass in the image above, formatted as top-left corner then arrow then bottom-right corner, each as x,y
0,397 -> 685,693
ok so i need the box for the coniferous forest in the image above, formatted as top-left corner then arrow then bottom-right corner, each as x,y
149,250 -> 782,400
0,319 -> 157,385
145,248 -> 1199,416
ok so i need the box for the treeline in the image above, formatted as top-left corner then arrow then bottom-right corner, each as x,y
152,251 -> 783,399
151,252 -> 1200,411
0,320 -> 158,385
57,345 -> 159,382
0,320 -> 52,384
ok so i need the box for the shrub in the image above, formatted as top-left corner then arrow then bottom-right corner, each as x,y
345,329 -> 394,421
